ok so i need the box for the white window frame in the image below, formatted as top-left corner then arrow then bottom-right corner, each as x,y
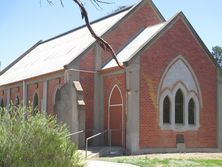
158,56 -> 201,132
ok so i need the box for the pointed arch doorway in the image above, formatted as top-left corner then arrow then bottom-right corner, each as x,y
108,84 -> 124,146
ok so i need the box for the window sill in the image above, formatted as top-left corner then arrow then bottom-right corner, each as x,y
160,123 -> 200,132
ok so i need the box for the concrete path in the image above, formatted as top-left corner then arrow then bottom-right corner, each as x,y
87,160 -> 139,167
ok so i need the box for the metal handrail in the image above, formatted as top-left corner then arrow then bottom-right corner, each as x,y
85,129 -> 108,158
66,129 -> 121,158
66,130 -> 84,137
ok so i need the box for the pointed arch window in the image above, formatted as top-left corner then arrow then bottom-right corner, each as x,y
159,56 -> 201,131
55,89 -> 61,102
54,88 -> 61,115
163,96 -> 170,124
0,99 -> 4,108
175,89 -> 184,124
188,98 -> 195,125
15,96 -> 20,106
33,93 -> 39,116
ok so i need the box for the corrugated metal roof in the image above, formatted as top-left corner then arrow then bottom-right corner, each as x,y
0,9 -> 129,86
103,22 -> 167,69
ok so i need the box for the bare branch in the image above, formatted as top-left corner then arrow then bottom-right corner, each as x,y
73,0 -> 122,68
47,0 -> 54,6
59,0 -> 64,7
90,0 -> 114,10
41,0 -> 64,7
93,0 -> 113,5
89,0 -> 101,10
90,0 -> 103,10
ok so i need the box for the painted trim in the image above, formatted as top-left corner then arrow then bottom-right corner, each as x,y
110,104 -> 123,107
0,71 -> 64,89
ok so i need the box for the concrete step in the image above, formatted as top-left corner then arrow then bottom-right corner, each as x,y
78,146 -> 124,159
103,146 -> 124,157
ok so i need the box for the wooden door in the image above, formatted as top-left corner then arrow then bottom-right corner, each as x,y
108,85 -> 123,146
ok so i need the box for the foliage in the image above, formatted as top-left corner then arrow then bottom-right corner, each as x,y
0,105 -> 85,167
212,46 -> 222,67
102,156 -> 222,167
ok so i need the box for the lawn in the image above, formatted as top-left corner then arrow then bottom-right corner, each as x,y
101,155 -> 222,167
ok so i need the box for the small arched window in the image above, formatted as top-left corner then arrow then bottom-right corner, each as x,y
15,96 -> 20,106
54,88 -> 61,115
163,96 -> 170,124
33,93 -> 39,115
55,89 -> 61,102
0,99 -> 4,108
175,89 -> 184,124
188,98 -> 195,125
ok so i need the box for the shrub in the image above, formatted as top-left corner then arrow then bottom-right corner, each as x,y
0,105 -> 85,167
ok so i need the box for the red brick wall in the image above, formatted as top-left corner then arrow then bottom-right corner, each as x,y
101,1 -> 163,65
103,73 -> 126,145
0,86 -> 23,106
78,1 -> 162,135
0,74 -> 64,115
139,17 -> 217,148
79,49 -> 95,135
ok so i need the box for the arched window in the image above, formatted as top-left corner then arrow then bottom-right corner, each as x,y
159,57 -> 201,131
33,93 -> 38,115
175,89 -> 184,124
163,96 -> 170,124
0,99 -> 4,108
188,98 -> 195,125
55,89 -> 61,102
54,88 -> 61,115
15,96 -> 20,106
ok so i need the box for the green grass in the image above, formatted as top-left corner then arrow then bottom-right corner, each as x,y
101,157 -> 222,167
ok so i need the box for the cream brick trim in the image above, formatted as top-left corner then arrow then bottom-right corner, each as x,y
158,56 -> 201,132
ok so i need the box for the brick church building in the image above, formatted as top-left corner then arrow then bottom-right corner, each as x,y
1,0 -> 222,154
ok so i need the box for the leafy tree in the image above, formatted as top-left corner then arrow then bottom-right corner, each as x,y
0,105 -> 85,167
212,46 -> 222,67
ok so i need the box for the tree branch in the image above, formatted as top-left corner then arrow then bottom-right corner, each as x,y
73,0 -> 122,68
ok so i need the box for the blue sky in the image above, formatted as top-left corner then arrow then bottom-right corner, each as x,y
0,0 -> 221,69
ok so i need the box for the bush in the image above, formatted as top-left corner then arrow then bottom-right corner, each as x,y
0,105 -> 85,167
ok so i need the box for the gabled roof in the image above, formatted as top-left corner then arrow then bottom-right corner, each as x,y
0,0 -> 168,86
103,11 -> 219,71
0,7 -> 130,86
103,22 -> 167,69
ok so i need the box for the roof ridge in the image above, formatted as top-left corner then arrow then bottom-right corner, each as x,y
178,12 -> 222,72
65,0 -> 146,66
123,12 -> 181,63
102,12 -> 182,69
41,6 -> 133,44
149,0 -> 165,21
